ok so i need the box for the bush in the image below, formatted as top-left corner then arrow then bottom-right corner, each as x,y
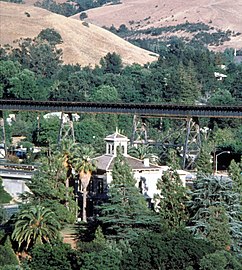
199,250 -> 242,270
37,28 -> 63,45
121,230 -> 215,270
0,237 -> 19,268
27,242 -> 79,270
79,12 -> 88,20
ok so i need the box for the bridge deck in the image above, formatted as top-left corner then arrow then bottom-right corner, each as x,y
0,99 -> 241,118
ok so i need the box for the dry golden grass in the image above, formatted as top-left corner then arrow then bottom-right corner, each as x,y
73,0 -> 242,51
0,2 -> 158,66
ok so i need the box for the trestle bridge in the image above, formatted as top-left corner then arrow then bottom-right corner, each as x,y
0,99 -> 241,169
0,99 -> 241,118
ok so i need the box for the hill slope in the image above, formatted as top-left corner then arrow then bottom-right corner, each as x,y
74,0 -> 242,50
0,2 -> 158,66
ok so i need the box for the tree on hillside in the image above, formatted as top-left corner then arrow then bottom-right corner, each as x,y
100,52 -> 123,74
12,205 -> 61,251
155,168 -> 189,230
209,89 -> 235,106
10,37 -> 62,79
36,116 -> 60,146
37,28 -> 63,46
0,60 -> 43,100
98,151 -> 159,240
176,63 -> 201,104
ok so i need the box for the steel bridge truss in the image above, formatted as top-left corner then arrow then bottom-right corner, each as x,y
0,99 -> 241,168
131,115 -> 202,169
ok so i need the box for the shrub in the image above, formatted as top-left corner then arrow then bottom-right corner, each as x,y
79,12 -> 88,20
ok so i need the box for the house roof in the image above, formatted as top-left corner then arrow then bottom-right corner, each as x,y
93,154 -> 161,172
105,132 -> 129,141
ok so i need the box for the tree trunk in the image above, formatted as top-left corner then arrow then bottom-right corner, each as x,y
80,170 -> 91,222
82,187 -> 87,222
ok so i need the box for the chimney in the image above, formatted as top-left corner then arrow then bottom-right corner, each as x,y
143,158 -> 149,167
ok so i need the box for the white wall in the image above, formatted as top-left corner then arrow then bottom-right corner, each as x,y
3,179 -> 30,201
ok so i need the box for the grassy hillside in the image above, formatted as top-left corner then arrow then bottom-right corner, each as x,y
0,2 -> 158,66
72,0 -> 242,51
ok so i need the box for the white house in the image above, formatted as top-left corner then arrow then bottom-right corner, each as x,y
91,132 -> 191,208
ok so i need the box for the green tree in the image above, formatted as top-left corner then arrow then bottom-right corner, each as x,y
100,52 -> 123,74
0,60 -> 43,100
72,147 -> 96,222
199,250 -> 242,270
10,37 -> 62,79
0,236 -> 19,269
78,227 -> 122,270
187,174 -> 242,254
209,89 -> 235,105
37,28 -> 63,46
56,139 -> 79,209
128,144 -> 155,161
74,116 -> 106,152
155,168 -> 188,230
22,153 -> 76,223
98,151 -> 159,240
90,85 -> 119,102
176,63 -> 201,104
229,158 -> 242,195
196,146 -> 213,174
121,229 -> 215,270
205,206 -> 231,250
27,241 -> 79,270
36,116 -> 60,146
166,148 -> 181,169
12,205 -> 61,250
0,206 -> 7,225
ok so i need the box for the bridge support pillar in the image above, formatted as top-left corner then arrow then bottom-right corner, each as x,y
182,117 -> 201,169
57,112 -> 75,145
130,115 -> 148,146
0,111 -> 7,158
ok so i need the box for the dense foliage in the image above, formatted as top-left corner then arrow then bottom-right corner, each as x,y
0,21 -> 241,269
98,151 -> 159,240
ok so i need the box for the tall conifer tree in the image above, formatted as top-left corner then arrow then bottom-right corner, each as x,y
98,151 -> 159,240
155,168 -> 188,230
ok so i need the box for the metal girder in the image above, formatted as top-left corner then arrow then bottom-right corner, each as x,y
0,99 -> 241,118
57,112 -> 75,145
0,111 -> 7,158
182,117 -> 201,169
130,115 -> 148,145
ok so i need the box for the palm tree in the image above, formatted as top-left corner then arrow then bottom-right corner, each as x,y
128,144 -> 158,164
12,205 -> 61,250
73,146 -> 96,222
54,139 -> 79,209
